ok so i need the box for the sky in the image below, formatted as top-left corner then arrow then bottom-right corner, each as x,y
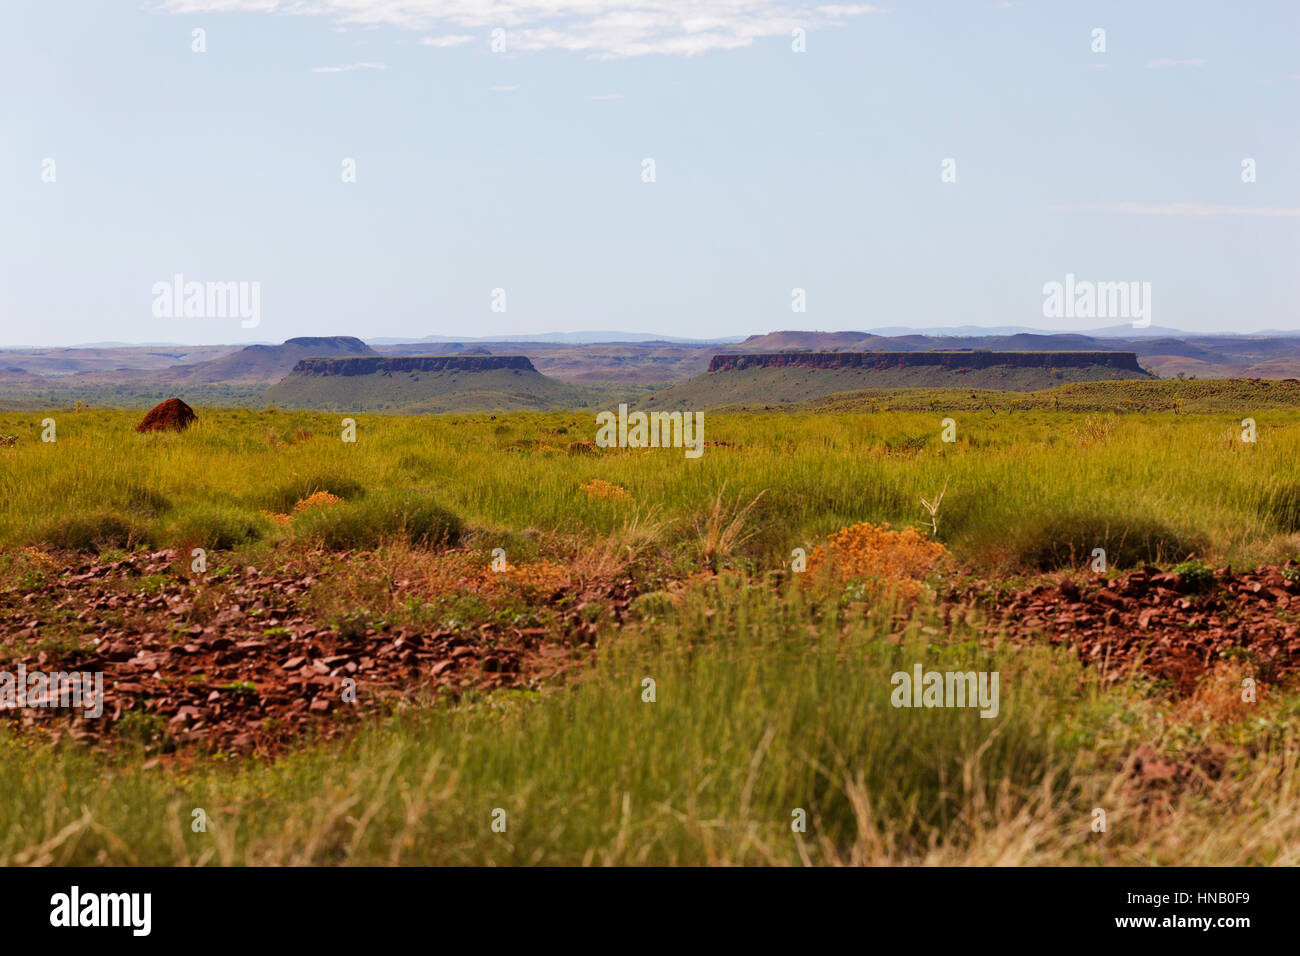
1,0 -> 1297,347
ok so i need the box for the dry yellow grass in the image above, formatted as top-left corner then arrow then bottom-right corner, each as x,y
580,478 -> 632,502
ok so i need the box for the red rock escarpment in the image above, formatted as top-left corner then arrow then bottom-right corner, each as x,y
707,351 -> 1146,373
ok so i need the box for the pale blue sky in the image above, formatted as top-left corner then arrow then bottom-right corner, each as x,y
2,0 -> 1297,346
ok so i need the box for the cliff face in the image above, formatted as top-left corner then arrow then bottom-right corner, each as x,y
708,351 -> 1146,373
288,355 -> 536,377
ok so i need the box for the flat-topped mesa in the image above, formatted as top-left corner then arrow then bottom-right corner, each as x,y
708,350 -> 1146,373
288,355 -> 536,377
281,336 -> 373,354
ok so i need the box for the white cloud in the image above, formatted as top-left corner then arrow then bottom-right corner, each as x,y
815,4 -> 878,18
1054,202 -> 1300,217
1145,58 -> 1206,69
309,61 -> 386,72
156,1 -> 881,58
420,34 -> 475,48
489,84 -> 520,92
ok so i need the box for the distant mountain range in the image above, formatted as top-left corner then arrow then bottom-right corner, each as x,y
58,336 -> 375,386
24,324 -> 1300,353
5,327 -> 1300,413
719,330 -> 1300,381
261,348 -> 1153,412
862,325 -> 1195,339
365,332 -> 748,345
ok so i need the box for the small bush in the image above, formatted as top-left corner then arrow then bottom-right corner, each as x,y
35,512 -> 145,553
293,494 -> 462,551
804,521 -> 947,600
1174,560 -> 1216,590
1007,513 -> 1203,572
333,610 -> 374,640
114,710 -> 168,748
628,591 -> 676,621
739,493 -> 802,565
121,483 -> 172,518
580,479 -> 632,502
292,491 -> 344,514
915,485 -> 987,541
162,504 -> 269,551
263,473 -> 366,514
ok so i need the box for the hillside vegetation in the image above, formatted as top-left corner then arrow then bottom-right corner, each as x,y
262,361 -> 615,412
639,360 -> 1153,410
787,378 -> 1300,415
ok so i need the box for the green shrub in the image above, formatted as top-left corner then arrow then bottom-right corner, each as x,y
1005,513 -> 1203,572
120,483 -> 172,518
333,610 -> 374,640
1173,560 -> 1216,590
114,710 -> 168,748
161,504 -> 270,550
35,512 -> 146,553
263,473 -> 367,513
293,494 -> 462,551
918,485 -> 989,541
628,591 -> 676,621
730,492 -> 800,565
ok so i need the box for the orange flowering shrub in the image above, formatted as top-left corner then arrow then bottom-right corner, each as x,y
487,559 -> 572,594
293,491 -> 344,514
805,522 -> 947,599
423,558 -> 573,597
580,479 -> 632,502
263,490 -> 344,527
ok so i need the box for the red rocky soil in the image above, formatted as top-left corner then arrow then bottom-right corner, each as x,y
136,398 -> 197,433
0,549 -> 631,755
957,564 -> 1300,693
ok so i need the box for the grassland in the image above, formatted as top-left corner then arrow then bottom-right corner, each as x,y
4,585 -> 1298,866
794,378 -> 1300,415
2,401 -> 1299,569
0,382 -> 268,411
1,394 -> 1298,865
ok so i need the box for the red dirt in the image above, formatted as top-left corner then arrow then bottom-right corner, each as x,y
0,550 -> 631,755
136,398 -> 197,433
958,564 -> 1300,693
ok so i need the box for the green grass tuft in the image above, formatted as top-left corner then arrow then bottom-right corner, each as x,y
292,493 -> 463,551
